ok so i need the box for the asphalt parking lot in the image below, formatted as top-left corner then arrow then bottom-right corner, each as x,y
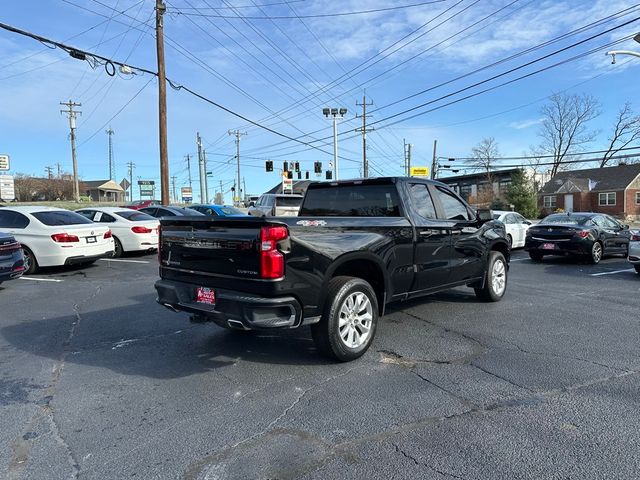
1,250 -> 639,480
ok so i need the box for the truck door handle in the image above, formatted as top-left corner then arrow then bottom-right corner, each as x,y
419,229 -> 440,237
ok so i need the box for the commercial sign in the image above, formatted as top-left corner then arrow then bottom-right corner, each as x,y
181,186 -> 193,202
0,175 -> 15,201
282,173 -> 293,194
410,166 -> 429,177
0,154 -> 9,171
138,180 -> 155,197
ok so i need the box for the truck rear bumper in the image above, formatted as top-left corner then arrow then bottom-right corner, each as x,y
155,279 -> 304,329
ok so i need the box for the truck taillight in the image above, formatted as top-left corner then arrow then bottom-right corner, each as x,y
51,233 -> 79,243
260,225 -> 288,279
157,225 -> 162,264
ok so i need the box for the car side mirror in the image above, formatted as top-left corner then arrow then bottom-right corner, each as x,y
476,208 -> 493,223
249,201 -> 255,207
524,220 -> 532,225
622,224 -> 629,230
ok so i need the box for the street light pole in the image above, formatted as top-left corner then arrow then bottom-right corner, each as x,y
322,107 -> 347,180
606,33 -> 640,63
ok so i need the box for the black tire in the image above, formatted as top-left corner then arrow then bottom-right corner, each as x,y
506,234 -> 513,250
22,246 -> 38,275
634,265 -> 640,274
529,251 -> 544,262
113,236 -> 124,258
311,276 -> 379,362
589,241 -> 603,264
475,251 -> 508,302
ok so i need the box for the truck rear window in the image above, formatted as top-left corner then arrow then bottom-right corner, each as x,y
300,184 -> 401,217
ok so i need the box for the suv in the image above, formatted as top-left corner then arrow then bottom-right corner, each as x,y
248,194 -> 303,217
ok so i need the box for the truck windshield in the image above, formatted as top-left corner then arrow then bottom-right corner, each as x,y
300,184 -> 401,217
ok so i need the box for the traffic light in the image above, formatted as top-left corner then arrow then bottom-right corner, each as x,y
297,171 -> 302,179
314,161 -> 322,173
294,162 -> 300,172
283,161 -> 289,172
305,171 -> 309,180
287,171 -> 293,179
265,160 -> 273,172
325,171 -> 332,180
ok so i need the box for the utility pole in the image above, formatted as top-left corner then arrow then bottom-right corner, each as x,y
106,126 -> 115,181
196,132 -> 206,203
228,130 -> 247,206
431,139 -> 438,179
127,161 -> 135,201
45,166 -> 54,179
356,95 -> 374,178
55,162 -> 62,178
203,150 -> 209,202
60,100 -> 81,202
219,180 -> 224,204
407,143 -> 412,177
243,177 -> 246,203
185,154 -> 192,190
155,0 -> 169,205
171,175 -> 177,203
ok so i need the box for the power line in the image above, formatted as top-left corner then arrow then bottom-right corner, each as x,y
441,145 -> 640,161
167,1 -> 448,19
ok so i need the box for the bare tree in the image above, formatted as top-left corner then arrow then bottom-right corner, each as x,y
601,102 -> 640,167
468,137 -> 500,200
537,93 -> 600,177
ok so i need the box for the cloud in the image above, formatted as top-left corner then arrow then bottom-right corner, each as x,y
509,118 -> 544,130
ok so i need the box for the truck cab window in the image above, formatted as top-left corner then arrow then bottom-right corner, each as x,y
435,187 -> 472,221
409,184 -> 436,219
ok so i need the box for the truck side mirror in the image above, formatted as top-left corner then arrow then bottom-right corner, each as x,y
476,209 -> 493,223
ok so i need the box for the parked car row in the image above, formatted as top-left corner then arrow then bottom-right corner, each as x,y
0,203 -> 249,283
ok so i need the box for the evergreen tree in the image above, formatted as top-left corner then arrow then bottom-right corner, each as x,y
506,169 -> 538,218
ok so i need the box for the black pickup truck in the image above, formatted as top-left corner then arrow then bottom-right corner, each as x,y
155,177 -> 510,361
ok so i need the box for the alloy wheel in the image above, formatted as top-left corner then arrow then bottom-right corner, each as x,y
491,258 -> 506,296
338,291 -> 373,349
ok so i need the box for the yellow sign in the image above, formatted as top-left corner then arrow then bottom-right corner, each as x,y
410,166 -> 429,177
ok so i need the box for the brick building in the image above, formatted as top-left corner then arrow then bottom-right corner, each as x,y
538,164 -> 640,220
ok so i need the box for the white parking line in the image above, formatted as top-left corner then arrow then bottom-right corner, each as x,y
20,277 -> 63,283
590,269 -> 635,277
99,259 -> 150,264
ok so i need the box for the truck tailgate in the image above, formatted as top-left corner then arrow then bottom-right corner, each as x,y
159,217 -> 268,279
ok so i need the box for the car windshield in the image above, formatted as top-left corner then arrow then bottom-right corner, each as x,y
276,196 -> 303,207
32,210 -> 94,226
115,210 -> 156,221
541,214 -> 588,225
219,206 -> 244,215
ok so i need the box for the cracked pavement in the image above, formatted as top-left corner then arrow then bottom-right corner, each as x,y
0,251 -> 639,479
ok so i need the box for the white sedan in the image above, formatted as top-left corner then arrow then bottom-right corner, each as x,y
76,207 -> 159,257
628,230 -> 640,275
0,206 -> 114,274
492,210 -> 532,249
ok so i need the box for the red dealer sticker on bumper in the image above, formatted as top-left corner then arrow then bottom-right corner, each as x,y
196,287 -> 216,305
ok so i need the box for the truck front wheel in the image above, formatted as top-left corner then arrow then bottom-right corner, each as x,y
311,276 -> 379,362
474,251 -> 508,302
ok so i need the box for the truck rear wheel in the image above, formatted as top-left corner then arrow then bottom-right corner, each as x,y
474,251 -> 507,302
311,276 -> 378,362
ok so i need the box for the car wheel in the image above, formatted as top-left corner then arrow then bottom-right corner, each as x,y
506,234 -> 513,250
311,276 -> 378,362
635,265 -> 640,274
113,236 -> 123,258
529,251 -> 544,262
589,241 -> 603,264
475,251 -> 508,302
22,247 -> 38,275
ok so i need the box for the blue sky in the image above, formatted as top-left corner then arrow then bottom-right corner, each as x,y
1,0 -> 640,202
